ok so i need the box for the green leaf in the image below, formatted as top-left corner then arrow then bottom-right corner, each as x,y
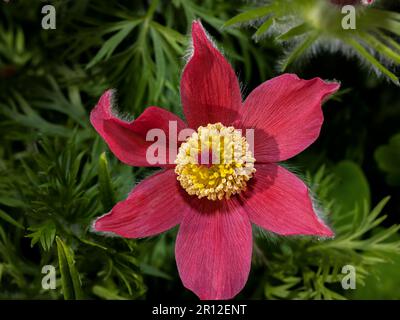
344,37 -> 399,85
358,32 -> 400,65
87,20 -> 140,69
150,21 -> 186,51
139,262 -> 172,280
265,277 -> 301,299
352,231 -> 400,299
277,23 -> 311,41
254,18 -> 274,39
92,285 -> 127,300
224,6 -> 274,27
26,222 -> 56,251
376,30 -> 400,54
98,152 -> 116,212
369,8 -> 400,22
280,32 -> 319,71
0,209 -> 24,229
56,237 -> 84,300
0,197 -> 25,208
150,28 -> 166,102
1,93 -> 71,137
225,2 -> 400,84
375,133 -> 400,186
368,9 -> 400,37
328,160 -> 371,217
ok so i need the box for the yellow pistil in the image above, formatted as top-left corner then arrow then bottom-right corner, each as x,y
175,123 -> 256,201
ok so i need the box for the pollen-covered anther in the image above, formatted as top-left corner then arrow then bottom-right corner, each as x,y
175,123 -> 256,201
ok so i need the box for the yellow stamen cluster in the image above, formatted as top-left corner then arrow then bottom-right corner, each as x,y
175,123 -> 256,201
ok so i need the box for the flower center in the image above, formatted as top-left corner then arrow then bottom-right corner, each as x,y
175,123 -> 256,201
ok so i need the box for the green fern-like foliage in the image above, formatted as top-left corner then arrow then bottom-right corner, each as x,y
253,166 -> 400,299
0,134 -> 147,299
225,0 -> 400,83
49,0 -> 273,113
1,0 -> 399,300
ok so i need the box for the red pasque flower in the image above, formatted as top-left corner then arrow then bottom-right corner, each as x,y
91,21 -> 340,300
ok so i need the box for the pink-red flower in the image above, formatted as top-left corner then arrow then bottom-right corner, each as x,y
330,0 -> 374,5
91,21 -> 340,300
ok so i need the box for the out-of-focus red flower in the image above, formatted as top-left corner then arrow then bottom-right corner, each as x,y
330,0 -> 374,5
90,21 -> 340,300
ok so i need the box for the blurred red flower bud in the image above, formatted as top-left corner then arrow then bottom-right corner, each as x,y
330,0 -> 374,5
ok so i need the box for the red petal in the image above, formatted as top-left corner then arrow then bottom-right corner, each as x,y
93,169 -> 186,238
242,164 -> 334,237
181,21 -> 242,129
175,198 -> 252,300
91,90 -> 187,167
239,74 -> 340,162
